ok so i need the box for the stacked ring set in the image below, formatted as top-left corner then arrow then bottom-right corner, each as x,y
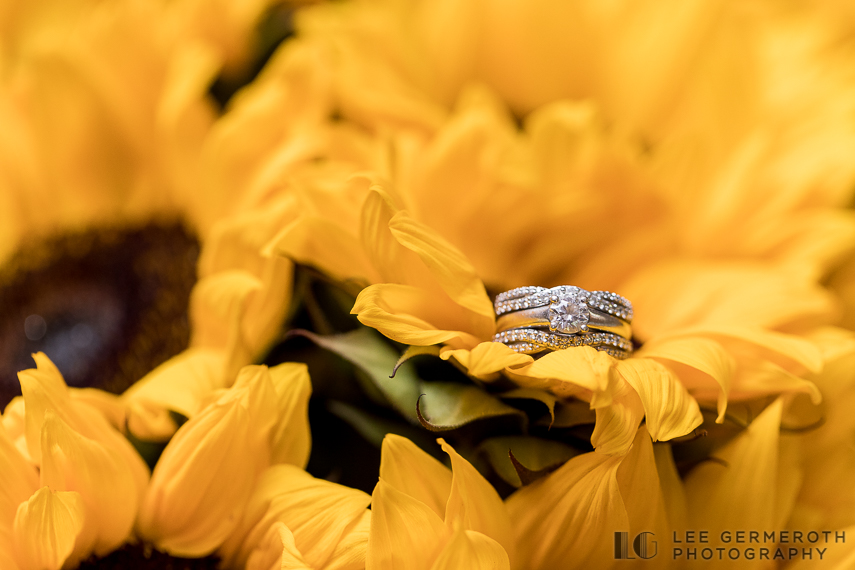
493,286 -> 634,358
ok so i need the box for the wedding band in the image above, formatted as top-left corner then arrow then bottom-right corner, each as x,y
494,328 -> 633,359
493,286 -> 634,358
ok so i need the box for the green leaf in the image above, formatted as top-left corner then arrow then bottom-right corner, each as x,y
499,388 -> 558,427
392,344 -> 442,377
480,436 -> 579,487
416,382 -> 527,432
290,328 -> 422,423
292,328 -> 529,433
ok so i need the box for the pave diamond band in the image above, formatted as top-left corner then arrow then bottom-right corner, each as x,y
493,285 -> 634,358
493,328 -> 633,358
495,286 -> 633,321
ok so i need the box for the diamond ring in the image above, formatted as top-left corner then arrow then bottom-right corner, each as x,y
493,286 -> 633,358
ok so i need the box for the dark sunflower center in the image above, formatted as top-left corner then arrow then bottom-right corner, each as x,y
77,544 -> 219,569
0,221 -> 199,409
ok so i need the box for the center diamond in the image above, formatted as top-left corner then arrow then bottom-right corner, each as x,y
548,293 -> 589,334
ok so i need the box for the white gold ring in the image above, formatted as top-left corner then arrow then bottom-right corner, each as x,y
493,286 -> 633,358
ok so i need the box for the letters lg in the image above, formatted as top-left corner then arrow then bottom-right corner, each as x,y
614,532 -> 658,560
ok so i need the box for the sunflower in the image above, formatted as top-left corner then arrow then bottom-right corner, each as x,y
0,0 -> 303,439
1,352 -> 369,569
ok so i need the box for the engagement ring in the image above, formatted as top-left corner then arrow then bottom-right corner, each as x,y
493,286 -> 633,358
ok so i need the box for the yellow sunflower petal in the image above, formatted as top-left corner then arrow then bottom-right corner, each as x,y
352,283 -> 485,348
196,32 -> 335,222
616,358 -> 703,442
625,262 -> 835,339
637,335 -> 734,422
138,387 -> 262,555
367,478 -> 450,570
653,444 -> 688,531
69,388 -> 127,432
270,214 -> 376,285
18,356 -> 72,465
439,343 -> 533,382
13,487 -> 85,570
198,203 -> 295,359
18,354 -> 149,495
220,464 -> 370,570
505,450 -> 627,570
1,398 -> 27,460
122,347 -> 229,437
269,363 -> 313,468
770,211 -> 855,276
0,544 -> 20,570
39,411 -> 142,560
157,40 -> 220,166
360,187 -> 427,286
324,510 -> 371,570
735,361 -> 822,405
429,529 -> 510,570
591,379 -> 644,456
356,187 -> 494,340
23,352 -> 65,393
189,270 -> 263,358
0,424 -> 38,533
667,324 -> 823,374
379,434 -> 452,520
406,98 -> 521,268
296,0 -> 447,130
388,211 -> 494,322
439,438 -> 512,556
244,522 -> 312,570
684,399 -> 795,534
0,426 -> 38,568
505,347 -> 615,402
615,428 -> 671,542
123,401 -> 180,442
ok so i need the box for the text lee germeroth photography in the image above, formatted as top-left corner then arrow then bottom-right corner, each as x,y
616,530 -> 847,563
